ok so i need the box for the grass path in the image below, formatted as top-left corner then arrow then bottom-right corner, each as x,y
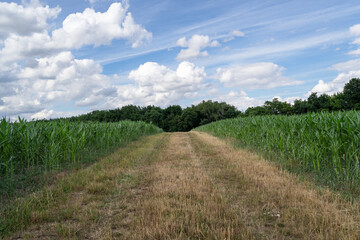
3,132 -> 360,239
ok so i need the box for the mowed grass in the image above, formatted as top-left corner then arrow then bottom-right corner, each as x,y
0,133 -> 167,238
190,132 -> 360,239
2,132 -> 359,239
196,111 -> 360,197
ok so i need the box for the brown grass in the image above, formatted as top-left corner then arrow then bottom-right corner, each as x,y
5,131 -> 360,239
190,131 -> 360,239
127,132 -> 251,239
5,133 -> 167,239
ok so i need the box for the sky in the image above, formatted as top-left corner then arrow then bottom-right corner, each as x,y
1,0 -> 360,120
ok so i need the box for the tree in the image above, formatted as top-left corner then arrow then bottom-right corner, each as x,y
144,107 -> 163,127
245,106 -> 268,116
292,99 -> 310,114
264,98 -> 292,115
180,107 -> 199,131
162,105 -> 182,132
120,105 -> 142,121
330,93 -> 345,111
343,78 -> 360,109
196,100 -> 239,125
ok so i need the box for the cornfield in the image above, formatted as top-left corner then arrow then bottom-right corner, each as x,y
0,118 -> 162,181
196,111 -> 360,181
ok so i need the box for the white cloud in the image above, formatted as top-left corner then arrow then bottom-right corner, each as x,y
0,52 -> 113,117
176,37 -> 187,48
215,91 -> 262,111
308,80 -> 337,96
231,30 -> 245,37
349,48 -> 360,55
0,31 -> 54,64
52,3 -> 152,49
349,24 -> 360,55
308,59 -> 360,96
0,2 -> 152,67
273,96 -> 301,104
350,24 -> 360,36
30,109 -> 87,120
31,109 -> 55,119
352,38 -> 360,45
0,1 -> 153,119
176,34 -> 220,60
223,30 -> 245,42
216,62 -> 303,89
331,58 -> 360,72
0,1 -> 60,40
202,31 -> 347,67
104,61 -> 207,108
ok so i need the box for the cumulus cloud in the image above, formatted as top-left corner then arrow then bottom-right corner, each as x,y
176,34 -> 220,60
272,96 -> 301,104
0,52 -> 113,117
308,71 -> 360,96
0,2 -> 152,65
216,62 -> 303,89
31,109 -> 55,119
30,109 -> 87,120
104,61 -> 207,108
308,80 -> 337,96
308,58 -> 360,96
0,31 -> 55,64
0,1 -> 153,119
349,24 -> 360,55
215,91 -> 262,111
0,1 -> 60,40
350,24 -> 360,36
0,1 -> 152,66
52,2 -> 152,49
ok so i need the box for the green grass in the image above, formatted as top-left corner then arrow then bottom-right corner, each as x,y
0,133 -> 167,238
195,111 -> 360,196
0,118 -> 162,196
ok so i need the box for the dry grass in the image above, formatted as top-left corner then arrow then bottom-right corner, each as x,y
4,131 -> 359,239
190,131 -> 360,239
4,133 -> 167,239
127,132 -> 251,239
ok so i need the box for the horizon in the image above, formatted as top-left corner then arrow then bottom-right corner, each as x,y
1,0 -> 360,120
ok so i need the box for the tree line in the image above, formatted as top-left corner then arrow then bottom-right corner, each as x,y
244,78 -> 360,116
67,78 -> 360,131
68,100 -> 239,132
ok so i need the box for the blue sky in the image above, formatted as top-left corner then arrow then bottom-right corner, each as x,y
1,0 -> 360,119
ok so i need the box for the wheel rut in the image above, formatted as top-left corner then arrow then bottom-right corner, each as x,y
6,132 -> 360,239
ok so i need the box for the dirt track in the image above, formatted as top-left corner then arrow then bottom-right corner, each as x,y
9,132 -> 360,239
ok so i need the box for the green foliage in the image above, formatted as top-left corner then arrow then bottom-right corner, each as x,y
61,78 -> 360,131
196,111 -> 360,183
343,78 -> 360,109
0,119 -> 162,184
264,98 -> 292,115
69,101 -> 240,132
243,79 -> 359,116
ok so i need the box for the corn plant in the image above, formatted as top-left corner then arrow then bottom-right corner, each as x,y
196,111 -> 360,182
0,119 -> 162,184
